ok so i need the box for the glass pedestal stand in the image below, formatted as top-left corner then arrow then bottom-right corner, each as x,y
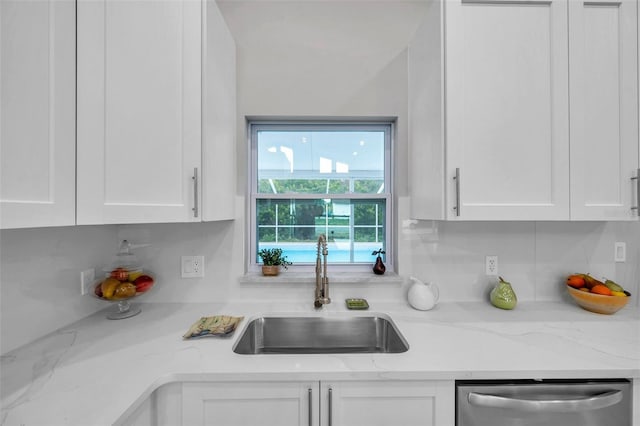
106,299 -> 142,320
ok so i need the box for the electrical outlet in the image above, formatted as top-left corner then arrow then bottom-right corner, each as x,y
80,269 -> 95,295
485,255 -> 498,275
182,256 -> 205,278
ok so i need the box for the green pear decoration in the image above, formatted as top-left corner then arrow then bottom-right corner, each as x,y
490,276 -> 517,310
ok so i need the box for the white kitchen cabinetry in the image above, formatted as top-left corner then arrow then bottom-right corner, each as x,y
181,380 -> 454,426
409,0 -> 570,221
76,0 -> 236,225
409,0 -> 639,221
202,0 -> 237,222
569,0 -> 638,220
0,0 -> 76,229
77,0 -> 202,225
182,381 -> 319,426
320,380 -> 454,426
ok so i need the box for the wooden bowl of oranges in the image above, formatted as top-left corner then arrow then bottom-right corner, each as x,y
566,273 -> 630,315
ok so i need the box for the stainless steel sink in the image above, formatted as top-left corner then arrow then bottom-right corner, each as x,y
233,314 -> 409,354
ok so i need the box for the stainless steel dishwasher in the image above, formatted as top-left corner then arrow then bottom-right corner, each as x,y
456,379 -> 632,426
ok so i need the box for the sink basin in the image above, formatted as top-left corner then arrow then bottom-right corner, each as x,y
233,314 -> 409,354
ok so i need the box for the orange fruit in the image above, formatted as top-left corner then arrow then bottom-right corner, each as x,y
566,275 -> 585,288
591,284 -> 612,296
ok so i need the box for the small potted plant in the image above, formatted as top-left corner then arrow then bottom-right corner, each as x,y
372,248 -> 386,275
258,248 -> 292,276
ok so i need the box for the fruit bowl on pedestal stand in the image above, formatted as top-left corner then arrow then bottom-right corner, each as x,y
93,270 -> 156,320
102,295 -> 141,320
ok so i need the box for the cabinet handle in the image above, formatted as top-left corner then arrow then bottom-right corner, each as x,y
632,169 -> 639,212
453,168 -> 461,217
468,389 -> 623,412
192,167 -> 199,218
328,387 -> 333,426
308,388 -> 313,426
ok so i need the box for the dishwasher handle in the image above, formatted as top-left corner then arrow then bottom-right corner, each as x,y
468,389 -> 623,413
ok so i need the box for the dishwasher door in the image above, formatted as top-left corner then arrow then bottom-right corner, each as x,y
456,379 -> 631,426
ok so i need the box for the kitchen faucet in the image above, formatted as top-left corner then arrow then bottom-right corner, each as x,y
314,234 -> 330,308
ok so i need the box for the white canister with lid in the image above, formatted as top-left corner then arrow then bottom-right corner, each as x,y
407,276 -> 440,311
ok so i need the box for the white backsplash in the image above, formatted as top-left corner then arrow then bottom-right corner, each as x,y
2,208 -> 638,354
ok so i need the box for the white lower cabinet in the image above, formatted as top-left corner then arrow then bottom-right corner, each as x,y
182,381 -> 318,426
180,380 -> 454,426
320,380 -> 454,426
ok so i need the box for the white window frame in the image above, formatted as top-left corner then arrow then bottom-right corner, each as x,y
247,119 -> 394,273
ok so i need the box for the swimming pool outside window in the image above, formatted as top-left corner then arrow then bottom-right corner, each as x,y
250,122 -> 392,269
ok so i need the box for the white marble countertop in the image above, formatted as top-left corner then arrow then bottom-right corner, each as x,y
2,300 -> 639,425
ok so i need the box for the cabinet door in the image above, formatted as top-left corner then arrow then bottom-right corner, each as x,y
182,381 -> 319,426
445,0 -> 570,220
77,0 -> 201,225
0,0 -> 75,229
320,380 -> 454,426
202,0 -> 236,221
569,0 -> 639,220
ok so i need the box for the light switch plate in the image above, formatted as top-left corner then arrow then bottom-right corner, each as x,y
80,269 -> 95,295
614,242 -> 626,263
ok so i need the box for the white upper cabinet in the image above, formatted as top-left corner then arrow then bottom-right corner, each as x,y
409,0 -> 639,221
1,0 -> 76,229
77,0 -> 203,225
569,0 -> 638,220
202,0 -> 237,222
410,0 -> 570,221
446,0 -> 570,221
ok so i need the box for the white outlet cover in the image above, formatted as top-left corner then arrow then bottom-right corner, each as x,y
182,256 -> 205,278
485,255 -> 498,276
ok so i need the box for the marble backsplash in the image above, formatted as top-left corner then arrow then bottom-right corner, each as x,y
1,212 -> 638,354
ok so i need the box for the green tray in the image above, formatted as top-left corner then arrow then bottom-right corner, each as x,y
345,298 -> 369,310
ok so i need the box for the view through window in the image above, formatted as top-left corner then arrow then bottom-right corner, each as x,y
250,122 -> 392,267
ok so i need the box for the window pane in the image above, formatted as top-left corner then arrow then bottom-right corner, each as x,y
256,198 -> 386,264
257,129 -> 385,195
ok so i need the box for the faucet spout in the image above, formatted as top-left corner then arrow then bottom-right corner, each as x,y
314,234 -> 330,308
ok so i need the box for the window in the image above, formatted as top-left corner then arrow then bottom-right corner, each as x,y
249,121 -> 392,270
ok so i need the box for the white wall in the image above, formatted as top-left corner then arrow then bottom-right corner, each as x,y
1,0 -> 638,354
1,226 -> 118,352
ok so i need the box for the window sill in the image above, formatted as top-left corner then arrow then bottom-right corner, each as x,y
239,270 -> 404,286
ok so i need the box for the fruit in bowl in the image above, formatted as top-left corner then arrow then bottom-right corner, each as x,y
565,274 -> 630,314
95,268 -> 155,301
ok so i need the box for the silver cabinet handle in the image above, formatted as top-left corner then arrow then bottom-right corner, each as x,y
631,168 -> 639,212
192,167 -> 199,218
453,168 -> 461,216
308,388 -> 313,426
468,389 -> 623,413
328,387 -> 333,426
